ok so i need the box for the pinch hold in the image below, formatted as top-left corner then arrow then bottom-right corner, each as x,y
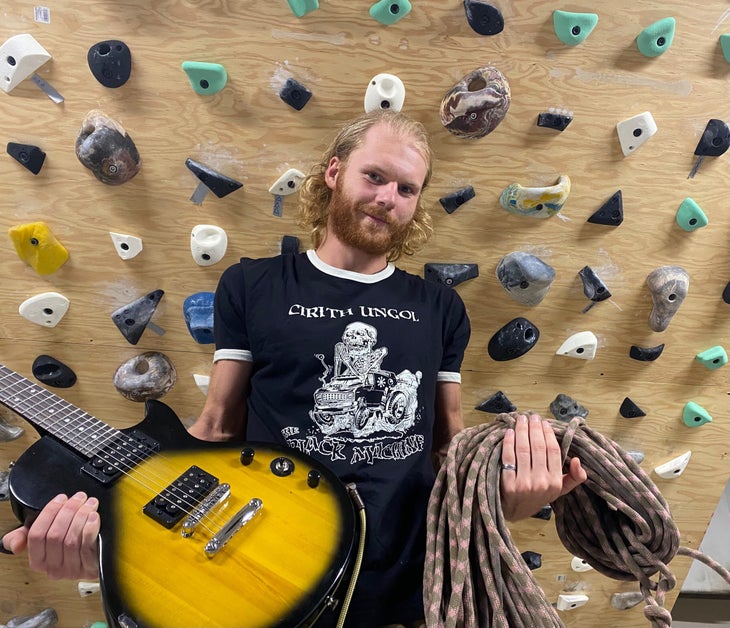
113,352 -> 176,401
499,175 -> 570,218
646,265 -> 689,332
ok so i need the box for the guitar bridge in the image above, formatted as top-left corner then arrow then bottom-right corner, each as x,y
143,466 -> 219,529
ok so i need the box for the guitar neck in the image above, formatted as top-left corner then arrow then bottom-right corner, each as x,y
0,364 -> 120,458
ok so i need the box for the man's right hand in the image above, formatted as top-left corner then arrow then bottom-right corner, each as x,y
1,491 -> 101,580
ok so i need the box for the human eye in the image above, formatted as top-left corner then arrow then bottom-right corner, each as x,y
367,171 -> 383,183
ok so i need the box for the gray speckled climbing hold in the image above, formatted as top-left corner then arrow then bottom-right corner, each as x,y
553,10 -> 598,46
6,607 -> 58,628
646,266 -> 689,332
675,197 -> 708,232
75,110 -> 140,185
636,17 -> 675,57
550,393 -> 588,421
424,263 -> 479,287
475,390 -> 516,413
579,266 -> 611,303
626,450 -> 645,464
111,289 -> 165,345
629,343 -> 665,361
499,175 -> 570,218
619,397 -> 646,418
0,415 -> 24,441
496,252 -> 555,306
113,352 -> 176,402
487,317 -> 540,361
610,591 -> 644,610
0,470 -> 8,501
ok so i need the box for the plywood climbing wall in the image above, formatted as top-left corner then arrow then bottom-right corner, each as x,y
1,1 -> 728,626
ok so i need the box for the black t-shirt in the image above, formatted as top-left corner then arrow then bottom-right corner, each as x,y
214,250 -> 471,626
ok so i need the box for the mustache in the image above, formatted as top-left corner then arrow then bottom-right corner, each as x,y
358,203 -> 393,225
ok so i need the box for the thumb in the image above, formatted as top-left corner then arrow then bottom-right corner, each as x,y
560,458 -> 587,496
2,526 -> 29,555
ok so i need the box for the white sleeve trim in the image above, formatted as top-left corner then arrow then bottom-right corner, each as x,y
437,371 -> 462,383
213,349 -> 253,363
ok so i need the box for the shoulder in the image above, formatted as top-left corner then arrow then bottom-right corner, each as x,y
392,267 -> 467,307
219,252 -> 304,286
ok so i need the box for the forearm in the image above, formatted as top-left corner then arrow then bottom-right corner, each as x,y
432,381 -> 465,470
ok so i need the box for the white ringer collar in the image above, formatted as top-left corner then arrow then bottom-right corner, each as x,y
306,249 -> 395,284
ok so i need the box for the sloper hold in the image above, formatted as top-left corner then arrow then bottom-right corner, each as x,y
496,251 -> 555,306
550,393 -> 588,421
553,10 -> 598,46
695,345 -> 728,370
654,450 -> 691,479
439,186 -> 475,213
280,77 -> 312,110
424,263 -> 479,287
629,343 -> 665,361
611,591 -> 644,611
370,0 -> 412,25
185,158 -> 243,198
364,73 -> 406,113
0,33 -> 51,93
475,390 -> 516,413
286,0 -> 319,17
7,142 -> 46,174
87,40 -> 132,88
111,289 -> 164,345
487,317 -> 540,361
463,1 -> 504,36
32,355 -> 77,388
8,221 -> 69,275
181,61 -> 227,95
675,197 -> 708,232
555,331 -> 597,360
619,397 -> 646,418
19,292 -> 70,327
636,17 -> 676,57
587,190 -> 623,226
682,401 -> 712,427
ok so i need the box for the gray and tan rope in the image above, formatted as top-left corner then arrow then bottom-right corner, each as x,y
424,412 -> 730,628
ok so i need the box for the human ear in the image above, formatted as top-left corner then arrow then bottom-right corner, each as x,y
324,156 -> 341,190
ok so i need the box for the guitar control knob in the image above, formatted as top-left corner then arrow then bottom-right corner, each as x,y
240,447 -> 255,466
307,470 -> 321,488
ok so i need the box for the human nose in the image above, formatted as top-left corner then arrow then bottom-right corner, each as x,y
375,181 -> 397,209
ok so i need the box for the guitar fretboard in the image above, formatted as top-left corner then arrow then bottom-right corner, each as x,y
0,364 -> 120,458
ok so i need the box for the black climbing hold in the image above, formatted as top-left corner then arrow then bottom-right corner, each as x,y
579,266 -> 611,302
87,40 -> 132,88
32,355 -> 77,388
537,111 -> 573,131
587,190 -> 623,226
629,343 -> 665,361
475,390 -> 516,413
279,77 -> 312,111
521,551 -> 542,570
111,289 -> 165,345
531,505 -> 552,520
280,235 -> 300,255
487,317 -> 540,361
185,158 -> 243,198
439,185 -> 475,214
619,397 -> 646,418
550,393 -> 588,421
694,119 -> 730,157
723,281 -> 730,304
7,142 -> 46,175
424,263 -> 479,287
463,0 -> 504,36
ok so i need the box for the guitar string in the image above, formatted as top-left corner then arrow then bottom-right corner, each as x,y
0,369 -> 235,536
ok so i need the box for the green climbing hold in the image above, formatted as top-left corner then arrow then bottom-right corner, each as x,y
636,17 -> 675,57
682,401 -> 712,428
181,61 -> 227,95
286,0 -> 319,18
553,10 -> 598,46
695,345 -> 728,370
675,197 -> 708,232
370,0 -> 412,25
720,34 -> 730,62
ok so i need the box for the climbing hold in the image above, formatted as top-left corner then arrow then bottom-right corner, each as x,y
87,40 -> 131,88
531,505 -> 552,520
487,317 -> 540,361
424,263 -> 479,287
286,0 -> 319,17
109,232 -> 143,260
0,34 -> 63,102
183,292 -> 215,344
616,111 -> 657,156
369,0 -> 412,25
194,373 -> 210,395
500,175 -> 570,218
111,289 -> 165,345
496,252 -> 555,306
553,10 -> 598,46
610,591 -> 644,611
654,451 -> 691,479
537,109 -> 573,132
629,343 -> 665,361
571,556 -> 593,573
7,142 -> 46,174
439,186 -> 475,213
281,235 -> 300,255
78,581 -> 101,597
32,355 -> 77,388
8,221 -> 69,275
76,110 -> 141,185
0,416 -> 24,442
723,282 -> 730,304
521,551 -> 542,570
181,61 -> 227,95
364,73 -> 405,113
636,17 -> 675,57
550,394 -> 588,421
440,66 -> 511,139
2,608 -> 59,628
463,1 -> 504,36
646,265 -> 689,332
682,401 -> 712,428
688,119 -> 730,178
269,168 -> 305,196
113,352 -> 176,401
279,77 -> 312,110
185,158 -> 243,203
191,224 -> 228,266
555,331 -> 598,360
587,190 -> 623,226
720,34 -> 730,62
675,197 -> 708,232
626,450 -> 645,464
619,397 -> 646,418
578,266 -> 611,308
557,594 -> 589,611
19,292 -> 70,327
475,390 -> 516,414
695,345 -> 728,370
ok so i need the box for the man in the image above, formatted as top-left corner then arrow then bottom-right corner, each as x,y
2,110 -> 586,626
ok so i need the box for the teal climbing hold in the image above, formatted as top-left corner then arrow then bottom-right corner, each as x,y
720,34 -> 730,62
370,0 -> 412,25
682,401 -> 712,427
286,0 -> 319,18
636,17 -> 675,57
181,61 -> 227,95
695,345 -> 728,370
675,197 -> 708,232
553,10 -> 598,46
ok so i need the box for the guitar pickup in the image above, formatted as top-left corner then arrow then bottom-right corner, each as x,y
82,430 -> 159,485
143,466 -> 219,529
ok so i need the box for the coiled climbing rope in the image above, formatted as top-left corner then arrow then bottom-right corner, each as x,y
424,412 -> 730,628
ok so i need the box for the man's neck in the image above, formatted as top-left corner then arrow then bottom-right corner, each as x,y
315,238 -> 389,275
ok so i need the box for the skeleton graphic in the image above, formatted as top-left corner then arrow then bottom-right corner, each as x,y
334,322 -> 387,382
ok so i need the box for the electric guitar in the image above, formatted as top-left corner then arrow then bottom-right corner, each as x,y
0,364 -> 356,627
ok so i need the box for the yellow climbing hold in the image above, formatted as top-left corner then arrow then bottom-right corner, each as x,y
8,221 -> 69,275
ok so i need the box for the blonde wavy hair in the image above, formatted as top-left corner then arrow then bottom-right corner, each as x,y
298,110 -> 434,262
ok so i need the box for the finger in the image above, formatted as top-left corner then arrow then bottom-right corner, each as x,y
528,414 -> 548,470
513,414 -> 531,475
59,494 -> 99,578
560,458 -> 588,496
542,420 -> 563,474
500,427 -> 517,489
2,526 -> 28,555
26,493 -> 69,571
78,504 -> 101,578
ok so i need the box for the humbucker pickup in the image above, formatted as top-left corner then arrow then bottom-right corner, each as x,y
143,466 -> 219,528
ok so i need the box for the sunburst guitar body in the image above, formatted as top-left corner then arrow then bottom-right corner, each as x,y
0,364 -> 356,627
